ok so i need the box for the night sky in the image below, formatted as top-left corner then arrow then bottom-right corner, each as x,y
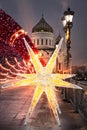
0,0 -> 87,66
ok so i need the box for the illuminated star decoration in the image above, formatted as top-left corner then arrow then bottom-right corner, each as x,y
12,38 -> 81,126
0,37 -> 82,126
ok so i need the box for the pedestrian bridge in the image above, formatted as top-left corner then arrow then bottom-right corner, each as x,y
0,83 -> 87,130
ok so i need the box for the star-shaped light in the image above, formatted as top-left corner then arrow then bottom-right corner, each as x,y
10,38 -> 82,126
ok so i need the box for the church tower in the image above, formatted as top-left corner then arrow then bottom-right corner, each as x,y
31,15 -> 55,65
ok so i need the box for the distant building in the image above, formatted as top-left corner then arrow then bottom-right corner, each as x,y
31,16 -> 68,73
72,65 -> 87,74
31,16 -> 54,65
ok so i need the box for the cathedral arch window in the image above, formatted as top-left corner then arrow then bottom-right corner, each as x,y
41,39 -> 43,45
46,39 -> 48,45
37,39 -> 39,45
49,39 -> 51,45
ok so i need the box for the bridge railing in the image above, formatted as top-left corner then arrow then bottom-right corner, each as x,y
61,79 -> 87,121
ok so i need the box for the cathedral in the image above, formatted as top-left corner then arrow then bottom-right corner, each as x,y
31,15 -> 68,73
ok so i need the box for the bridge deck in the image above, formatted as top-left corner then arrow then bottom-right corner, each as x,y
0,86 -> 87,130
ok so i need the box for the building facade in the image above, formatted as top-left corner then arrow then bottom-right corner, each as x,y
31,16 -> 67,73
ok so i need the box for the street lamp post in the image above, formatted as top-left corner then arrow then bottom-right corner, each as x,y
61,8 -> 74,69
61,8 -> 74,101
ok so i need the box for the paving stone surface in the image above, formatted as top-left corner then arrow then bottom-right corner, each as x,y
0,86 -> 87,130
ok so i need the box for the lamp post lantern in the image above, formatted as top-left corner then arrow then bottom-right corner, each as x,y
61,7 -> 74,69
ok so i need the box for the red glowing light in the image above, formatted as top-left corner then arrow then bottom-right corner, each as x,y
0,9 -> 39,62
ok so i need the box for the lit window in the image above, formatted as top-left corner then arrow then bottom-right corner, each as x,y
59,63 -> 61,70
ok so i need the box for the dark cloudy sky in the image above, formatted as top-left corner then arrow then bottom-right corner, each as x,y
0,0 -> 87,66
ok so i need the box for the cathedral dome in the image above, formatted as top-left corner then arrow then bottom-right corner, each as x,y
32,16 -> 53,33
